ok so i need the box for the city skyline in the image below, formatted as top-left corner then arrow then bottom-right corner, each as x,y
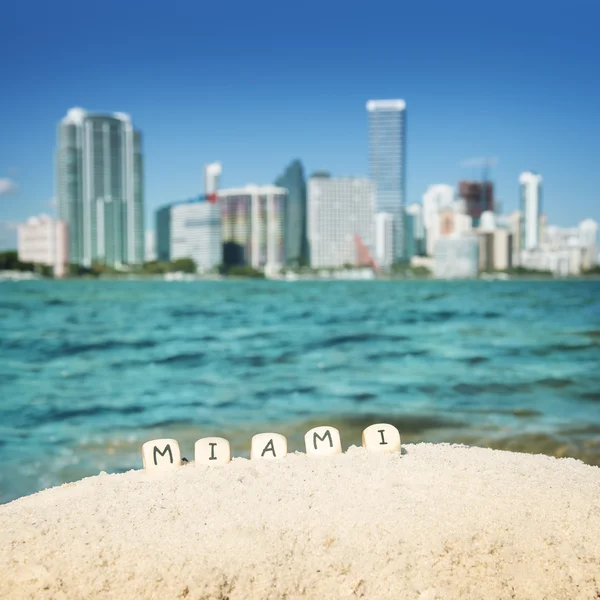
0,0 -> 598,250
7,99 -> 598,277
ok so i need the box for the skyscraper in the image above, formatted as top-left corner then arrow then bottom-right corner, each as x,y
204,162 -> 222,196
519,172 -> 543,250
275,160 -> 307,266
56,107 -> 144,267
308,176 -> 375,269
458,181 -> 495,226
367,99 -> 407,261
220,185 -> 287,272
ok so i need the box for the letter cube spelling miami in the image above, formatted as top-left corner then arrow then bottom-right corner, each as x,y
141,424 -> 402,472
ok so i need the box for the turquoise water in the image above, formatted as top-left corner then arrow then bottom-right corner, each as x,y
1,279 -> 599,503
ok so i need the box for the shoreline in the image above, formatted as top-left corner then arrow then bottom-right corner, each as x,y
2,271 -> 600,282
2,443 -> 599,599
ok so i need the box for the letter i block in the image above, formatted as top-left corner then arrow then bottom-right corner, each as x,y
362,424 -> 401,453
142,439 -> 182,472
250,433 -> 287,460
305,426 -> 342,457
195,437 -> 231,466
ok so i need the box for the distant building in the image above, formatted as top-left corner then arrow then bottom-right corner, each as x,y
458,181 -> 494,226
406,203 -> 425,257
220,185 -> 286,273
519,172 -> 543,249
375,212 -> 395,268
155,198 -> 222,271
422,185 -> 455,256
479,210 -> 497,232
18,215 -> 69,277
539,213 -> 548,246
155,205 -> 171,262
275,160 -> 307,266
171,199 -> 222,271
520,247 -> 582,276
56,107 -> 144,268
404,211 -> 415,260
433,208 -> 472,239
434,236 -> 479,279
145,230 -> 156,262
308,177 -> 375,269
367,99 -> 407,261
526,219 -> 599,275
478,230 -> 512,272
578,218 -> 598,248
507,211 -> 523,265
204,162 -> 222,196
476,210 -> 512,271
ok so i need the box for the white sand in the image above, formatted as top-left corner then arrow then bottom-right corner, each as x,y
1,443 -> 600,599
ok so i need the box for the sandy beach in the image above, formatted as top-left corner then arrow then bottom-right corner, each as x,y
1,443 -> 600,599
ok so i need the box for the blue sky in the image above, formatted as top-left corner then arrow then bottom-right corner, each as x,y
1,0 -> 599,248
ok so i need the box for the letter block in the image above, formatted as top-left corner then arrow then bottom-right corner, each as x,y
362,423 -> 401,453
142,439 -> 182,472
250,433 -> 287,460
304,426 -> 342,457
195,437 -> 231,466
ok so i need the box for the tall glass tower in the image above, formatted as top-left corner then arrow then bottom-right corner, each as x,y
367,99 -> 407,262
275,160 -> 307,266
56,107 -> 144,267
519,171 -> 543,250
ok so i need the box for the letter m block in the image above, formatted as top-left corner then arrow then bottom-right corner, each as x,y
304,426 -> 342,457
142,439 -> 182,472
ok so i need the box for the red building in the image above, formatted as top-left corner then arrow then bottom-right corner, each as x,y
458,181 -> 494,225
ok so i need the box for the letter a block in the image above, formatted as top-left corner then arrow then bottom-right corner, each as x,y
305,426 -> 342,457
251,433 -> 287,460
362,423 -> 401,453
142,439 -> 182,472
195,437 -> 231,466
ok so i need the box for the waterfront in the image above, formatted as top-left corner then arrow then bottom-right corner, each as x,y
1,279 -> 599,503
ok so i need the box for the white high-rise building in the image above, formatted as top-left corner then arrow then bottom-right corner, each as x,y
170,200 -> 222,272
220,185 -> 286,272
519,171 -> 543,250
18,215 -> 69,277
308,177 -> 375,269
367,99 -> 406,261
144,230 -> 156,262
579,219 -> 598,247
579,219 -> 598,271
56,107 -> 144,267
507,211 -> 523,265
422,184 -> 455,256
375,212 -> 394,267
204,162 -> 222,195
